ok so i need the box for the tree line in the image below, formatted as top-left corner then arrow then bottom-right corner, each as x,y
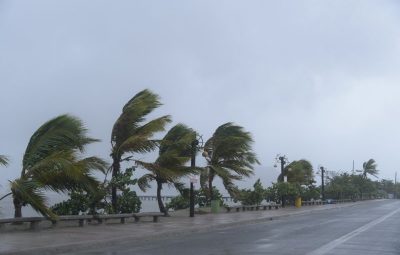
0,89 -> 259,218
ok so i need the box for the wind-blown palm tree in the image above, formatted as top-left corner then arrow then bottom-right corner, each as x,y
0,155 -> 8,166
2,114 -> 107,218
136,124 -> 196,215
201,123 -> 259,201
361,159 -> 379,178
110,89 -> 171,211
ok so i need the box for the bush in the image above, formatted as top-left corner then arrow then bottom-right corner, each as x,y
166,186 -> 225,210
237,179 -> 266,205
51,167 -> 141,215
166,195 -> 190,210
107,190 -> 141,214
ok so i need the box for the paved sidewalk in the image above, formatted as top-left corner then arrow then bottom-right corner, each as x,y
0,202 -> 363,255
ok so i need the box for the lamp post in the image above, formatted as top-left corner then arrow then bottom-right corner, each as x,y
320,166 -> 325,202
274,154 -> 289,207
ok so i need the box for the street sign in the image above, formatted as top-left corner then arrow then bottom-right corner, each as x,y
190,178 -> 198,183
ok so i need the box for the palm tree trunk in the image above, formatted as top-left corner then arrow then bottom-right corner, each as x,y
208,174 -> 213,204
111,154 -> 120,213
13,197 -> 22,218
156,180 -> 168,216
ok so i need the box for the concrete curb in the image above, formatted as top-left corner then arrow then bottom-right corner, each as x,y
0,201 -> 369,255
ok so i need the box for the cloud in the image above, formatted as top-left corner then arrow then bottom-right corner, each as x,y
1,1 -> 400,196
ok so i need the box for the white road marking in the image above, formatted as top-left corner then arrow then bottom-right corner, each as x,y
307,207 -> 400,255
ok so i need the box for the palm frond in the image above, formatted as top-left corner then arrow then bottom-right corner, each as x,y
136,124 -> 197,194
22,114 -> 98,172
117,137 -> 160,155
0,155 -> 9,166
137,174 -> 155,192
10,179 -> 56,219
362,159 -> 379,178
203,123 -> 259,193
28,152 -> 102,193
111,90 -> 171,149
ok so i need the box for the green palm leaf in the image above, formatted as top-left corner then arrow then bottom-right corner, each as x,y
203,123 -> 259,200
362,159 -> 379,178
10,179 -> 56,219
0,155 -> 9,166
10,114 -> 107,218
22,114 -> 98,172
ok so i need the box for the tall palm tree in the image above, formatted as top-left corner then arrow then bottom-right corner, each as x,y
201,123 -> 259,201
136,124 -> 196,215
4,114 -> 107,218
110,89 -> 171,211
362,159 -> 379,178
0,155 -> 9,166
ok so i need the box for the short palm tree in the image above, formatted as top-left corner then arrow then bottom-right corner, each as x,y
110,89 -> 171,212
0,155 -> 8,166
136,124 -> 196,215
201,123 -> 259,201
362,159 -> 379,178
4,114 -> 107,218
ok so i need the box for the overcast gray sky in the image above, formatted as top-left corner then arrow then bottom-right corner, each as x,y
1,1 -> 400,194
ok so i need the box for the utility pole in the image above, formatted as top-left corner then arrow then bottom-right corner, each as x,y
279,156 -> 286,182
395,172 -> 397,199
189,139 -> 198,217
320,166 -> 325,201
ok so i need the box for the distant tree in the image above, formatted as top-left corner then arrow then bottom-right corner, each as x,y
136,124 -> 196,215
201,123 -> 259,201
361,159 -> 379,178
378,179 -> 395,196
2,115 -> 107,218
266,182 -> 300,204
238,179 -> 267,205
110,89 -> 171,212
279,159 -> 314,185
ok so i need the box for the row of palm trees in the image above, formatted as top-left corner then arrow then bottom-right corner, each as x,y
1,89 -> 259,218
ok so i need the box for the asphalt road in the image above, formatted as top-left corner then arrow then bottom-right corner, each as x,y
65,200 -> 400,255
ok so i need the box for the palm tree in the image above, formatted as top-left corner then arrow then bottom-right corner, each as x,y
201,123 -> 259,201
0,155 -> 9,166
2,114 -> 107,218
362,159 -> 379,179
110,89 -> 171,212
136,124 -> 196,215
